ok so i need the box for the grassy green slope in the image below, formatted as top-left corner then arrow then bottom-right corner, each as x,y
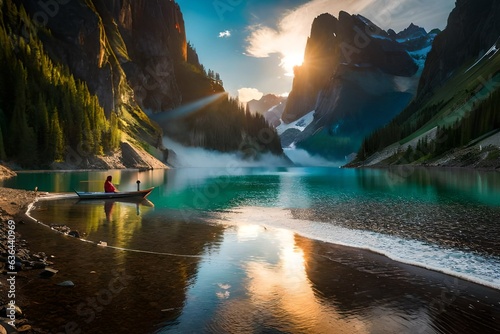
398,49 -> 500,145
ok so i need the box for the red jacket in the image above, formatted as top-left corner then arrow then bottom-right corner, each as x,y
104,180 -> 117,193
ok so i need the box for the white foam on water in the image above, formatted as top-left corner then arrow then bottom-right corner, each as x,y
218,206 -> 500,291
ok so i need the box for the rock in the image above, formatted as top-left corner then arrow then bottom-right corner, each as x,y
30,261 -> 46,270
0,322 -> 15,334
57,280 -> 75,287
50,224 -> 71,234
14,261 -> 23,272
16,249 -> 30,261
0,304 -> 22,318
0,165 -> 16,181
17,324 -> 32,332
39,267 -> 58,278
68,230 -> 80,238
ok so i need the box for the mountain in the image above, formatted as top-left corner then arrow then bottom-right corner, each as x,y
417,0 -> 500,102
0,0 -> 282,168
263,100 -> 287,128
280,11 -> 436,161
247,94 -> 286,115
352,0 -> 500,169
247,94 -> 287,127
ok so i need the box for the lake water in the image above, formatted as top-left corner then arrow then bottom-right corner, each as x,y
3,167 -> 500,333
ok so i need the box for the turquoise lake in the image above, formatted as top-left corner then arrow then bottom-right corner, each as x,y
3,167 -> 500,333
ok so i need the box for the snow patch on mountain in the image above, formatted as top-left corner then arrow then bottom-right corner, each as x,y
276,110 -> 315,135
465,38 -> 500,73
408,45 -> 433,70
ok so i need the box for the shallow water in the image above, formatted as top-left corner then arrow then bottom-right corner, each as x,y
5,167 -> 500,333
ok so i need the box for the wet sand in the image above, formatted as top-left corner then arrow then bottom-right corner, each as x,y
7,196 -> 500,333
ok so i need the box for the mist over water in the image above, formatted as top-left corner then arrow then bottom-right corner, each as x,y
163,137 -> 344,168
163,137 -> 291,168
283,148 -> 344,167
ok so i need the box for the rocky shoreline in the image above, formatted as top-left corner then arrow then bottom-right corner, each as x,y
0,186 -> 52,333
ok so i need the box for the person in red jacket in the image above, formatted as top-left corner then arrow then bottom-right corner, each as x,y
104,175 -> 118,193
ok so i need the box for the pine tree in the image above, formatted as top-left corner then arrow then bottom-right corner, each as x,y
48,110 -> 65,161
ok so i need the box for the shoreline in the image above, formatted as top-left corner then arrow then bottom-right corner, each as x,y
345,161 -> 500,172
0,187 -> 47,333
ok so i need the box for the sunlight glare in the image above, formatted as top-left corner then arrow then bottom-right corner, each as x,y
281,52 -> 304,77
237,224 -> 261,241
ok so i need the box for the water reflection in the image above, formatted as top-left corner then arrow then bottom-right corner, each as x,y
161,220 -> 371,333
296,233 -> 500,334
1,169 -> 167,194
356,167 -> 500,206
93,198 -> 155,223
33,198 -> 155,252
162,210 -> 500,334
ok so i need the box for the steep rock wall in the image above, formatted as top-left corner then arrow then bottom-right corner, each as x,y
417,0 -> 500,100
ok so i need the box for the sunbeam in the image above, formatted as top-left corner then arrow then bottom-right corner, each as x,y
150,92 -> 229,125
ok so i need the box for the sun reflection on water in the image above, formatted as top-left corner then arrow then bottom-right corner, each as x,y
199,210 -> 369,333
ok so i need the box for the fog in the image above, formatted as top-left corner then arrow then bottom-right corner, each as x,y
163,137 -> 292,168
283,148 -> 344,167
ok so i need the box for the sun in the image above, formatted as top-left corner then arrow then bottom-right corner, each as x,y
281,52 -> 304,77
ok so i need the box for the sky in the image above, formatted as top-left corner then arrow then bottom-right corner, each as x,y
176,0 -> 456,103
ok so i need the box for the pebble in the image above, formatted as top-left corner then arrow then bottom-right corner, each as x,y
57,280 -> 75,287
39,267 -> 59,278
0,188 -> 50,332
0,304 -> 22,318
17,324 -> 32,332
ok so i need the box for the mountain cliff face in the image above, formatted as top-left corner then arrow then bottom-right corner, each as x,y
100,0 -> 187,112
417,0 -> 500,101
351,0 -> 500,169
21,0 -> 186,115
4,0 -> 192,169
247,94 -> 287,127
281,11 -> 435,161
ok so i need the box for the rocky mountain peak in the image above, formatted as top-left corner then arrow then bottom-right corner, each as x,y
282,10 -> 418,123
397,23 -> 427,40
247,94 -> 287,115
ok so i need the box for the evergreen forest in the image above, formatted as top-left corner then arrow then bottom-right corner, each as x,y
357,87 -> 500,163
0,1 -> 121,167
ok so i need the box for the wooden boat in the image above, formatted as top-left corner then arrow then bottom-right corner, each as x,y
74,187 -> 154,199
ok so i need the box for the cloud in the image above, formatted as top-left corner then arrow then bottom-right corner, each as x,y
238,88 -> 264,103
218,30 -> 231,38
245,0 -> 455,75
